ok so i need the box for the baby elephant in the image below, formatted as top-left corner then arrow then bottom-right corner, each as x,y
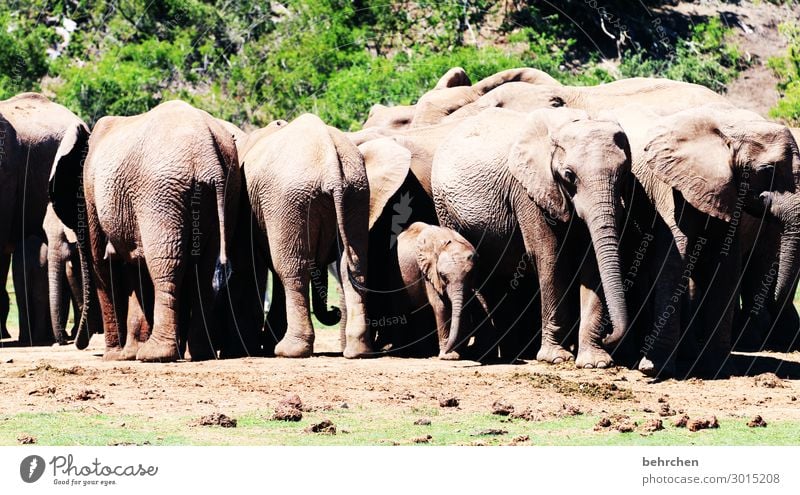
397,222 -> 485,359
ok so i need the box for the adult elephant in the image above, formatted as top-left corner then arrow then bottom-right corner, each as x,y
44,204 -> 102,347
735,126 -> 800,352
611,105 -> 799,377
49,100 -> 240,362
432,107 -> 632,367
236,114 -> 384,358
444,77 -> 729,123
363,67 -> 560,130
0,93 -> 89,344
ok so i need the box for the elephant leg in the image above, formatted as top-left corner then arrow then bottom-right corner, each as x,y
638,225 -> 681,378
119,263 -> 150,360
31,238 -> 52,344
697,240 -> 739,377
94,256 -> 128,359
65,248 -> 83,339
135,255 -> 184,362
264,270 -> 287,355
266,209 -> 316,358
0,252 -> 10,340
11,241 -> 32,345
184,247 -> 218,361
534,251 -> 575,365
273,268 -> 314,358
338,202 -> 371,359
575,258 -> 614,369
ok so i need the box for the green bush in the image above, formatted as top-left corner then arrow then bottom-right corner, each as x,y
619,17 -> 744,92
0,2 -> 751,130
768,22 -> 800,124
0,12 -> 52,99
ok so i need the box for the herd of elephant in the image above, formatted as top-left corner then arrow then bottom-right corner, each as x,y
1,66 -> 799,379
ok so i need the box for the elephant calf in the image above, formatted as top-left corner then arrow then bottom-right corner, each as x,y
395,222 -> 486,359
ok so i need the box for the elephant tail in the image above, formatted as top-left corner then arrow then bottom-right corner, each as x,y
328,128 -> 368,293
208,123 -> 241,295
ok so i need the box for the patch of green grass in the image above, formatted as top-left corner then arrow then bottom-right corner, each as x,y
2,410 -> 799,446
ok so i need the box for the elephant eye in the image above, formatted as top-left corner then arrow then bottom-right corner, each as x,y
563,169 -> 577,185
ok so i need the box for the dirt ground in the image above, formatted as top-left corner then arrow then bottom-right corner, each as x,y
1,327 -> 799,428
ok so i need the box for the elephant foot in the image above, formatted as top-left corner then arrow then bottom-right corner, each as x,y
136,337 -> 181,363
343,338 -> 374,359
118,341 -> 142,361
536,344 -> 574,364
185,343 -> 216,361
575,348 -> 614,369
638,355 -> 675,378
438,350 -> 461,361
102,346 -> 127,361
275,336 -> 313,358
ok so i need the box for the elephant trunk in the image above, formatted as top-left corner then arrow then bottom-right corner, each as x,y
768,191 -> 800,312
584,195 -> 629,350
311,264 -> 341,326
774,225 -> 800,312
47,243 -> 69,344
74,230 -> 93,350
443,285 -> 466,355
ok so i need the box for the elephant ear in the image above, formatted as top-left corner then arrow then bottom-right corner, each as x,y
415,227 -> 445,296
507,113 -> 571,222
48,122 -> 91,231
359,138 -> 412,229
434,67 -> 471,89
643,113 -> 736,222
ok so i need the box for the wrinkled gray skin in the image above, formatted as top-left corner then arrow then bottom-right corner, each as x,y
396,222 -> 486,359
432,107 -> 632,368
49,100 -> 240,362
363,67 -> 560,130
732,128 -> 800,352
0,93 -> 88,345
239,114 -> 379,358
44,204 -> 102,347
612,106 -> 799,377
444,78 -> 729,122
11,232 -> 50,344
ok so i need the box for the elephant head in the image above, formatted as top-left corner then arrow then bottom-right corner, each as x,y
413,223 -> 480,355
642,108 -> 800,308
507,107 -> 632,349
756,127 -> 800,316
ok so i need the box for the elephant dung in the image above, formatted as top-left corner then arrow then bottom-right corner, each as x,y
491,400 -> 514,416
439,396 -> 459,408
305,419 -> 336,435
191,413 -> 237,428
687,416 -> 719,432
17,434 -> 36,445
747,415 -> 768,428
